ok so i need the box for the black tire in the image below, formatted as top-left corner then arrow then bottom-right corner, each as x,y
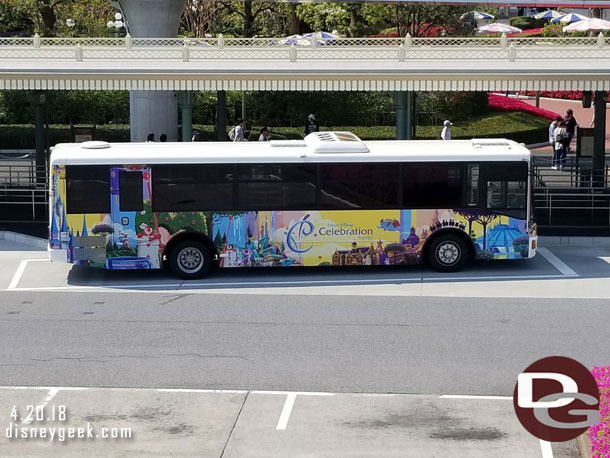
168,239 -> 213,280
425,234 -> 470,272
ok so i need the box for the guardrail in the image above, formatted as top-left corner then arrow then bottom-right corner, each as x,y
1,34 -> 609,62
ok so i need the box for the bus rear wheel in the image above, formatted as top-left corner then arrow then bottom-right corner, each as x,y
169,239 -> 213,280
426,234 -> 469,272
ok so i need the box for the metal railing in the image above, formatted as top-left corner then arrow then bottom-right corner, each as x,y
0,161 -> 48,222
0,34 -> 609,63
532,156 -> 610,190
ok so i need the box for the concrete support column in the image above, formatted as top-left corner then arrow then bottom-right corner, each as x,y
593,90 -> 607,186
177,91 -> 194,142
215,90 -> 227,141
33,91 -> 46,186
395,91 -> 414,140
120,0 -> 186,142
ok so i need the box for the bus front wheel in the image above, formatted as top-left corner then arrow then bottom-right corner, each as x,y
169,239 -> 213,280
426,234 -> 469,272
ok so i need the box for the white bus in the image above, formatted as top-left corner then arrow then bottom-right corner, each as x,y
49,132 -> 537,279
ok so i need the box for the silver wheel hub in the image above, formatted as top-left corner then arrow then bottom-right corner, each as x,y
177,247 -> 204,273
436,241 -> 461,266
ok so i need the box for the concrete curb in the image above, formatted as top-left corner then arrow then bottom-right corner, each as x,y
0,231 -> 47,249
540,236 -> 610,246
577,432 -> 593,458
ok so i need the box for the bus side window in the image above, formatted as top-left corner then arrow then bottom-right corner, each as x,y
486,181 -> 504,209
66,165 -> 110,214
119,171 -> 143,211
466,164 -> 479,207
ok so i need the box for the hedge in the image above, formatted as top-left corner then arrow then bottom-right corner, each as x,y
0,112 -> 548,148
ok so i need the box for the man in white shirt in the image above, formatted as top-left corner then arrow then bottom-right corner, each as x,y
231,118 -> 244,142
258,127 -> 271,141
441,120 -> 452,140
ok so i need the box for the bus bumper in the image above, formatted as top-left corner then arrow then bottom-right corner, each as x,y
528,236 -> 538,259
48,246 -> 68,263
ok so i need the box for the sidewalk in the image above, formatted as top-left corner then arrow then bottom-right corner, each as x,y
519,96 -> 610,151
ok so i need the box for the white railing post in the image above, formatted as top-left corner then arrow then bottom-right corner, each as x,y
598,32 -> 604,48
500,33 -> 507,48
218,33 -> 224,49
311,36 -> 316,48
398,44 -> 405,62
125,33 -> 132,49
33,33 -> 40,48
508,43 -> 516,61
289,44 -> 297,62
182,42 -> 189,62
75,44 -> 83,62
404,33 -> 411,48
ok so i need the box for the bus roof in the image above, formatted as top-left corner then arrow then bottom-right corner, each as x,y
50,132 -> 531,166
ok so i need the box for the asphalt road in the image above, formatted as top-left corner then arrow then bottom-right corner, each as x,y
0,291 -> 607,395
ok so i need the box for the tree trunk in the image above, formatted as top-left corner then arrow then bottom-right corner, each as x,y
243,0 -> 254,38
287,3 -> 299,35
39,0 -> 57,36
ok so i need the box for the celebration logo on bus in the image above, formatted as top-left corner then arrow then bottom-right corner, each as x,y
286,214 -> 315,253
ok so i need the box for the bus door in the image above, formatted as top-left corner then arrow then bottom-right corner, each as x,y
106,166 -> 155,269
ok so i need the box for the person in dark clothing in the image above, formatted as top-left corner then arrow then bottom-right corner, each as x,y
563,108 -> 578,153
159,133 -> 167,142
304,114 -> 319,137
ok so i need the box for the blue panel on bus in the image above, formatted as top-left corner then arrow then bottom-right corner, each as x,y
104,256 -> 153,270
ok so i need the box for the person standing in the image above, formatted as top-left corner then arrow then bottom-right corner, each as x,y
563,108 -> 578,153
548,116 -> 562,148
229,118 -> 245,142
258,127 -> 271,141
440,120 -> 452,140
553,119 -> 569,170
304,114 -> 319,137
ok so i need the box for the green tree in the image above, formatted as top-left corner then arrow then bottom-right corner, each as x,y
3,0 -> 115,37
0,0 -> 35,35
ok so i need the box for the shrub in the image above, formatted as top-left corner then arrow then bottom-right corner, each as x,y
509,16 -> 544,30
417,92 -> 489,123
541,23 -> 564,37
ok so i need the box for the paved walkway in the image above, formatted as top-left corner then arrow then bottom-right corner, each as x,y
519,95 -> 610,150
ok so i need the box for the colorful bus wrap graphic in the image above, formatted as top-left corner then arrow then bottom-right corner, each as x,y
50,165 -> 531,269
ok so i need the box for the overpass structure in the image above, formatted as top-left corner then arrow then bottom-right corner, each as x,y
1,35 -> 610,227
1,35 -> 610,92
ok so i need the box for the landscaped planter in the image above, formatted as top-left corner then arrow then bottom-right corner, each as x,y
590,365 -> 610,457
488,94 -> 560,121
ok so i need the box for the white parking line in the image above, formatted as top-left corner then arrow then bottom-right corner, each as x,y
276,393 -> 297,431
158,388 -> 248,394
598,256 -> 610,265
7,259 -> 52,290
21,387 -> 59,425
6,273 -> 578,293
538,248 -> 578,276
540,439 -> 554,458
